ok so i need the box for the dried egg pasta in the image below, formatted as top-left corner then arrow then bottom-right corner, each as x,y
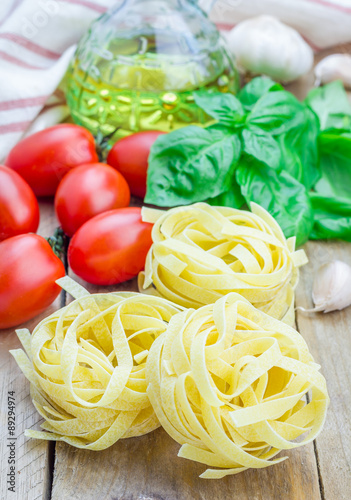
140,202 -> 308,325
11,277 -> 183,450
146,293 -> 329,478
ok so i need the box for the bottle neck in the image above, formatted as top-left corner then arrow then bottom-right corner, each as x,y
198,0 -> 216,14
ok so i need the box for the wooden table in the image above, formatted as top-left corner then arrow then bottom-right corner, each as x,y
1,199 -> 350,500
1,51 -> 351,498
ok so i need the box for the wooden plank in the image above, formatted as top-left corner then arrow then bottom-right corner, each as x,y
3,46 -> 351,500
52,432 -> 320,500
0,201 -> 61,500
296,241 -> 351,500
51,267 -> 320,500
67,272 -> 139,296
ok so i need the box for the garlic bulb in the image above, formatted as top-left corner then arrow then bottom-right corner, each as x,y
314,54 -> 351,89
226,15 -> 314,83
299,260 -> 351,314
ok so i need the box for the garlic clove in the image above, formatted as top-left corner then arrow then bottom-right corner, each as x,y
312,260 -> 351,313
314,54 -> 351,89
226,15 -> 314,83
297,260 -> 351,314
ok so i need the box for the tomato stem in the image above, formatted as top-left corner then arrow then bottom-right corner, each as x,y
95,126 -> 120,162
47,227 -> 68,261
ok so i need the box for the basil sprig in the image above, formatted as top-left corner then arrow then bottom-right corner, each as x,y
145,77 -> 351,246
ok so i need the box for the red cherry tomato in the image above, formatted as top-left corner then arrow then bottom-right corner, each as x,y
5,124 -> 98,196
68,207 -> 153,285
107,131 -> 165,198
0,165 -> 40,241
0,234 -> 65,329
55,163 -> 130,237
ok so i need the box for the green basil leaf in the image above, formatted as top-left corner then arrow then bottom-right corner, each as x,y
236,160 -> 313,245
145,126 -> 241,206
305,81 -> 351,131
194,91 -> 244,127
314,131 -> 351,198
278,107 -> 320,189
242,127 -> 281,170
247,91 -> 307,135
310,193 -> 351,241
238,76 -> 283,111
207,176 -> 245,209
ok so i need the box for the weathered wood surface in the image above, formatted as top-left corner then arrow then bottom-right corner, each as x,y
52,430 -> 320,500
1,195 -> 350,500
50,272 -> 321,500
1,204 -> 330,500
2,44 -> 351,498
296,241 -> 351,500
0,202 -> 60,500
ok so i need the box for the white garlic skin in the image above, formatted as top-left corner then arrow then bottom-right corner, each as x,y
226,15 -> 314,83
312,260 -> 351,313
314,54 -> 351,89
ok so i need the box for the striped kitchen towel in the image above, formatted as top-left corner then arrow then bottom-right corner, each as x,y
0,0 -> 350,161
210,0 -> 351,50
0,0 -> 115,161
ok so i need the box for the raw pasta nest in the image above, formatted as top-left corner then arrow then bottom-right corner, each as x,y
11,277 -> 183,450
146,293 -> 329,479
140,202 -> 308,325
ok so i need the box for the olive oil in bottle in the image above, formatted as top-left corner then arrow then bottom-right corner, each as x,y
66,0 -> 239,142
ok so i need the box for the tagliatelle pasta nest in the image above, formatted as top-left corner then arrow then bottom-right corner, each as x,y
11,277 -> 183,450
146,293 -> 329,479
139,203 -> 308,325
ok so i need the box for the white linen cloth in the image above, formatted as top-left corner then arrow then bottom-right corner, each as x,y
0,0 -> 350,161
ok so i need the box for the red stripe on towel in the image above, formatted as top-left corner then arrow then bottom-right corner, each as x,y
59,0 -> 107,14
0,50 -> 46,69
0,121 -> 31,134
0,33 -> 61,60
307,0 -> 351,14
0,95 -> 49,111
